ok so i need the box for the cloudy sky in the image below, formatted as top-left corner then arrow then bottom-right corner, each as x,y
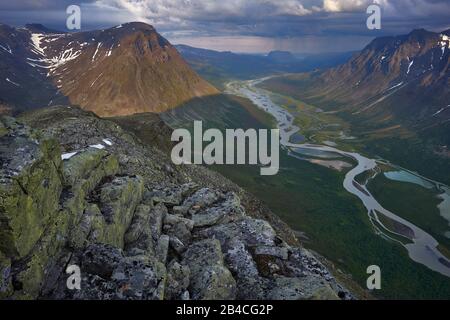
0,0 -> 449,53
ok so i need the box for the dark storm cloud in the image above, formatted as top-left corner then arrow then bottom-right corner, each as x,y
0,0 -> 449,53
0,1 -> 92,10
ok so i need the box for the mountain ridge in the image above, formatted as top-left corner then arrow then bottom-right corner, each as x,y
263,28 -> 450,134
0,22 -> 219,116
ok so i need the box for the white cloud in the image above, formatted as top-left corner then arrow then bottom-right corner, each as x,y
88,0 -> 450,30
323,0 -> 390,12
92,0 -> 318,25
2,0 -> 448,53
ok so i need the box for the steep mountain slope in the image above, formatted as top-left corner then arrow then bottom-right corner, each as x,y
0,22 -> 218,116
261,28 -> 450,185
0,24 -> 68,111
264,29 -> 450,131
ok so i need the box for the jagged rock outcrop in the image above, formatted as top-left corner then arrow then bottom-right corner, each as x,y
0,106 -> 351,300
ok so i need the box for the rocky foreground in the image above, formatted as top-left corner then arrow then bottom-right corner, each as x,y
0,106 -> 350,300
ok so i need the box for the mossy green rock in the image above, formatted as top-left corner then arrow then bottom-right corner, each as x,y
63,148 -> 118,189
268,276 -> 339,300
62,149 -> 119,249
91,176 -> 144,248
0,117 -> 62,259
182,239 -> 236,300
12,213 -> 69,299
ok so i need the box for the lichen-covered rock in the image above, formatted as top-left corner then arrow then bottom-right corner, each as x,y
73,274 -> 118,300
190,265 -> 236,300
111,255 -> 166,300
63,244 -> 167,300
68,204 -> 103,250
195,217 -> 277,248
156,235 -> 170,264
164,214 -> 194,231
169,236 -> 187,255
165,260 -> 190,300
286,248 -> 333,280
223,239 -> 259,279
81,244 -> 123,279
124,204 -> 154,254
182,188 -> 222,215
234,276 -> 272,300
182,239 -> 236,300
0,117 -> 62,259
182,239 -> 224,274
146,183 -> 197,207
63,148 -> 118,189
62,149 -> 119,242
252,245 -> 290,277
149,203 -> 167,244
91,175 -> 144,248
0,252 -> 12,298
192,192 -> 245,227
163,214 -> 193,245
11,213 -> 69,299
254,246 -> 289,260
268,276 -> 339,300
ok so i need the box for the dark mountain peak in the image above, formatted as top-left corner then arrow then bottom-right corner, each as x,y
408,28 -> 429,35
365,28 -> 439,53
90,22 -> 169,50
311,27 -> 449,129
101,22 -> 158,38
0,23 -> 16,37
365,35 -> 394,50
119,21 -> 156,32
25,23 -> 63,34
0,23 -> 13,30
406,28 -> 436,42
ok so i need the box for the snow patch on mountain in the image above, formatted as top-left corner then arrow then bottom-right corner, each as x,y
92,42 -> 102,61
407,60 -> 414,74
27,46 -> 82,75
30,33 -> 45,56
433,106 -> 450,117
90,73 -> 103,87
440,34 -> 450,58
0,43 -> 12,54
5,78 -> 20,87
387,82 -> 404,91
106,44 -> 114,57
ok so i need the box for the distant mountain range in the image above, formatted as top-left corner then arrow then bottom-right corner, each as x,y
1,21 -> 448,139
0,22 -> 217,116
175,44 -> 354,87
264,28 -> 450,142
